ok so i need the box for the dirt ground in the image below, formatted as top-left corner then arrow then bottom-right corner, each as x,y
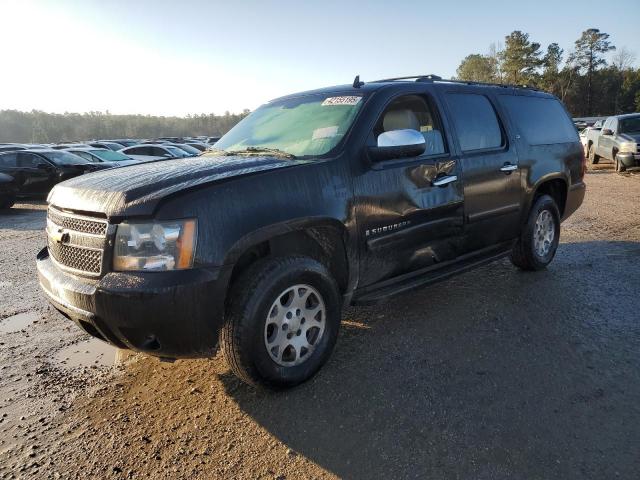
0,167 -> 639,479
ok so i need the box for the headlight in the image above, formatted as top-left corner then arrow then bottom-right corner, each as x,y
113,219 -> 197,271
619,142 -> 636,153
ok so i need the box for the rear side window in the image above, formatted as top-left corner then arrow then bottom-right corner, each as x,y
498,95 -> 578,145
0,153 -> 17,167
126,147 -> 147,155
445,93 -> 503,152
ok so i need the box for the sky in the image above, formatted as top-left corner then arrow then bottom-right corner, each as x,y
0,0 -> 638,117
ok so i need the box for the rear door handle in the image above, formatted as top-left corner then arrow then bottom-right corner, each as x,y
500,164 -> 518,173
432,175 -> 457,187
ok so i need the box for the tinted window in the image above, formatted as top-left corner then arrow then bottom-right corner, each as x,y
619,116 -> 640,134
0,153 -> 17,167
499,95 -> 578,145
125,147 -> 147,155
70,151 -> 98,162
150,147 -> 168,156
17,153 -> 47,167
41,151 -> 88,165
374,94 -> 446,156
445,93 -> 503,151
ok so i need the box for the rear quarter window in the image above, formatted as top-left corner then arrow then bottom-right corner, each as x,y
498,95 -> 578,145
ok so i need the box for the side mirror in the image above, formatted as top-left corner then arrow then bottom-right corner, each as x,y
602,128 -> 613,136
368,129 -> 426,162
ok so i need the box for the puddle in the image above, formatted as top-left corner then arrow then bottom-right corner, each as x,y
55,338 -> 125,368
0,311 -> 38,334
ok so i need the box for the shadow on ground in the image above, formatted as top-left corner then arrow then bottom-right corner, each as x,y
220,240 -> 640,479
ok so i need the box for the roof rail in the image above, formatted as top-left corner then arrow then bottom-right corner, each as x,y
372,75 -> 540,91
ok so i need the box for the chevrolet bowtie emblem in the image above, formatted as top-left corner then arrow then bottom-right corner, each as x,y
51,228 -> 70,244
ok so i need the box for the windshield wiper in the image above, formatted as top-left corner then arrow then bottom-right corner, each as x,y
227,146 -> 297,159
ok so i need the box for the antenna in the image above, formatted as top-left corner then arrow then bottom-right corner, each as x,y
353,75 -> 364,88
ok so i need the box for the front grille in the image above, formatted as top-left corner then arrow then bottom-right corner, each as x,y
47,207 -> 108,276
48,238 -> 102,274
48,208 -> 107,236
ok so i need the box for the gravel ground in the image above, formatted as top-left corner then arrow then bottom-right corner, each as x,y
0,168 -> 639,479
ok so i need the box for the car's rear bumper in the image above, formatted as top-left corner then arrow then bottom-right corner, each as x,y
36,247 -> 230,359
563,180 -> 586,221
616,152 -> 640,168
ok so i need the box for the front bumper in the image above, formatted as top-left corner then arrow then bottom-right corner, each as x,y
37,248 -> 231,358
616,152 -> 640,168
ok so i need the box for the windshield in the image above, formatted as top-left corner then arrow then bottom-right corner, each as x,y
90,149 -> 132,162
215,93 -> 365,157
619,116 -> 640,134
41,151 -> 89,166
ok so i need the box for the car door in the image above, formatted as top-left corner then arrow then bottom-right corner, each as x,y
0,153 -> 21,190
352,90 -> 465,287
440,89 -> 522,252
16,153 -> 55,195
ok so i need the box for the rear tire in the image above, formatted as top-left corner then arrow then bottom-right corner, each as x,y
220,255 -> 341,388
588,144 -> 600,165
511,195 -> 561,271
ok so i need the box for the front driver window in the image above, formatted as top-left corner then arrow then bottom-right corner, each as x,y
374,94 -> 446,156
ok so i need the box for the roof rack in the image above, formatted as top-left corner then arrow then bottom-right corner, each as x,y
372,75 -> 539,91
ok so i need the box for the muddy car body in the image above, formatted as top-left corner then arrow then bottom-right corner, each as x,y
37,76 -> 586,387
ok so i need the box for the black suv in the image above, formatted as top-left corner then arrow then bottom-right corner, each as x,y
37,76 -> 586,387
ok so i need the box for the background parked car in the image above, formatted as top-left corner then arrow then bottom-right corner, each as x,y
0,172 -> 17,209
64,147 -> 139,167
88,141 -> 127,151
106,139 -> 141,147
51,143 -> 94,150
0,149 -> 113,196
119,144 -> 189,161
589,113 -> 640,171
158,142 -> 201,156
185,142 -> 208,152
0,144 -> 30,152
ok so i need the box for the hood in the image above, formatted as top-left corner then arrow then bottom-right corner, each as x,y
620,133 -> 640,143
47,155 -> 306,218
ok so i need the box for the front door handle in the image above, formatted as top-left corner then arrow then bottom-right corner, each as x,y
500,163 -> 518,173
432,175 -> 457,187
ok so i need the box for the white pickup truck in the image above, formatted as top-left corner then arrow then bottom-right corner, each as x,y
586,114 -> 640,172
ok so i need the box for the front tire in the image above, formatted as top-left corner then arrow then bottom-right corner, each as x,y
615,156 -> 626,173
511,195 -> 561,271
220,255 -> 341,388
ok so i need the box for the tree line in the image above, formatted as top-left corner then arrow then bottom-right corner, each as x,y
0,110 -> 250,144
455,28 -> 639,117
2,27 -> 637,144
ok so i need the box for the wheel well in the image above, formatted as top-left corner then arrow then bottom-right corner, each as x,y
535,179 -> 567,217
228,226 -> 349,294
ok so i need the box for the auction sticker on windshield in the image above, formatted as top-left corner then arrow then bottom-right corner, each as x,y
321,96 -> 362,106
